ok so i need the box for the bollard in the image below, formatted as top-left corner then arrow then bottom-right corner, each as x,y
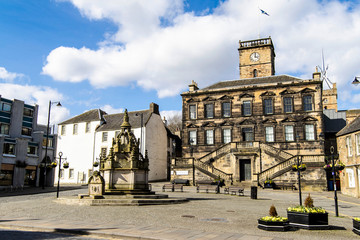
251,186 -> 257,199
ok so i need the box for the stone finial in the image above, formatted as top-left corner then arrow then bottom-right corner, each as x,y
121,109 -> 131,128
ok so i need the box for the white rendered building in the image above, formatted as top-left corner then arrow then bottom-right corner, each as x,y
55,103 -> 174,184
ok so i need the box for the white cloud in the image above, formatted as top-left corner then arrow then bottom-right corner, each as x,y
0,82 -> 70,125
0,67 -> 24,82
44,0 -> 360,102
100,104 -> 124,114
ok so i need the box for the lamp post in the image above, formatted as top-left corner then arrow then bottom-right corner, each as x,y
296,134 -> 302,206
352,77 -> 359,85
56,152 -> 67,198
189,139 -> 195,186
330,146 -> 339,217
42,100 -> 61,189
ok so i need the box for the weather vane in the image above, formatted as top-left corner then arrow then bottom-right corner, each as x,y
317,49 -> 333,89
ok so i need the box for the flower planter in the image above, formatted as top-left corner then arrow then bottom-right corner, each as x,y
257,219 -> 290,231
264,183 -> 274,189
287,211 -> 329,230
63,164 -> 69,169
335,165 -> 344,171
353,219 -> 360,235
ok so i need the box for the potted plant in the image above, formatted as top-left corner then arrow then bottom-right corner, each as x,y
63,162 -> 69,169
258,205 -> 290,231
51,162 -> 57,168
292,164 -> 306,171
93,161 -> 99,167
323,164 -> 332,171
335,162 -> 345,171
353,217 -> 360,235
264,178 -> 274,188
287,194 -> 328,230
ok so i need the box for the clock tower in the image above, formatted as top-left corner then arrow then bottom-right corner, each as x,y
238,37 -> 275,79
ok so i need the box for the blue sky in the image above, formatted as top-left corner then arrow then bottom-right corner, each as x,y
0,0 -> 359,125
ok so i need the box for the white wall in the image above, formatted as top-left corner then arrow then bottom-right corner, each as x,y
55,120 -> 100,184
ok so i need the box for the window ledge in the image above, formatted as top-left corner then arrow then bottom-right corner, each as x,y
27,154 -> 38,157
3,154 -> 16,157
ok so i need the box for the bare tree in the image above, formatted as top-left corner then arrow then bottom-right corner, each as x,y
165,114 -> 182,134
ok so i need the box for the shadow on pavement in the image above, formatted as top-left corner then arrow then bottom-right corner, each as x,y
0,186 -> 85,198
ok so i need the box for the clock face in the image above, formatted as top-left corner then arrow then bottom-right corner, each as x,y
250,52 -> 260,62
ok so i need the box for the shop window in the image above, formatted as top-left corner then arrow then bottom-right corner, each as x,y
42,138 -> 53,148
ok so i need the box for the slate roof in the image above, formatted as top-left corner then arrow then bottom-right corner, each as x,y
59,109 -> 106,125
323,109 -> 347,133
96,110 -> 152,131
336,116 -> 360,137
202,75 -> 305,91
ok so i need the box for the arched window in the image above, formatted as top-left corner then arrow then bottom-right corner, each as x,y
253,69 -> 258,77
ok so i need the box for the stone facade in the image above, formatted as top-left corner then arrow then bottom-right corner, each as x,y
337,116 -> 360,198
322,83 -> 338,111
173,38 -> 327,190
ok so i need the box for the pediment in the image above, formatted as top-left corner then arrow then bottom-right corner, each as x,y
239,93 -> 254,99
186,123 -> 199,128
299,88 -> 316,94
262,118 -> 277,124
302,116 -> 318,122
220,121 -> 234,126
260,91 -> 276,97
186,98 -> 199,103
202,122 -> 217,127
218,95 -> 233,100
239,119 -> 257,125
281,117 -> 297,123
280,89 -> 296,95
202,96 -> 216,102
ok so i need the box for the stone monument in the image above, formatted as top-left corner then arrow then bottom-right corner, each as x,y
100,109 -> 152,195
88,170 -> 105,197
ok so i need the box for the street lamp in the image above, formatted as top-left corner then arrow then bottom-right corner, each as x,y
56,151 -> 67,198
330,146 -> 339,217
296,134 -> 303,206
42,100 -> 61,189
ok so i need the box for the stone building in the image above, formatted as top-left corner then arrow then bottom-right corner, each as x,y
0,95 -> 57,188
173,37 -> 327,190
55,103 -> 176,184
337,116 -> 360,197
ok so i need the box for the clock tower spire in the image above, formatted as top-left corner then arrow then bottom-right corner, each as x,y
238,37 -> 275,79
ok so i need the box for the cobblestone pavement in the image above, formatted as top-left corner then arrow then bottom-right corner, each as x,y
0,183 -> 359,240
